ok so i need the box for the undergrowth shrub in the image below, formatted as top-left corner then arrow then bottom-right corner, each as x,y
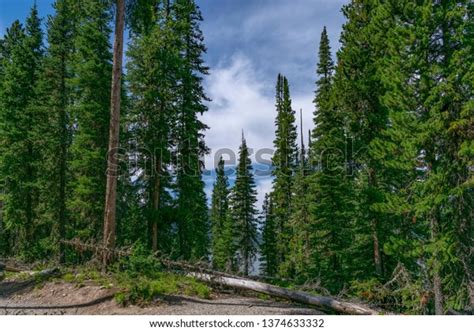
112,243 -> 211,305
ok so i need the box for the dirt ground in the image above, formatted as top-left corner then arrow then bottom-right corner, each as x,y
0,280 -> 323,315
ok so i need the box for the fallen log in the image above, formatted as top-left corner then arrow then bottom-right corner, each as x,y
30,267 -> 61,278
57,240 -> 382,314
189,272 -> 381,315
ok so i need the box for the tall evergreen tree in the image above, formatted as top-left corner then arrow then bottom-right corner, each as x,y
126,0 -> 177,254
232,133 -> 258,276
37,0 -> 77,263
284,111 -> 314,281
173,0 -> 210,260
308,27 -> 356,291
210,157 -> 234,271
271,74 -> 298,276
361,0 -> 434,313
408,0 -> 473,313
0,5 -> 44,259
68,0 -> 112,243
336,0 -> 392,279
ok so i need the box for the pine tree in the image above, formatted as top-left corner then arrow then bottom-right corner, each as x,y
408,0 -> 473,313
0,21 -> 26,257
335,0 -> 393,280
231,133 -> 258,276
173,0 -> 210,260
284,111 -> 314,282
311,27 -> 334,148
307,27 -> 356,292
271,74 -> 298,276
37,0 -> 77,263
126,1 -> 177,254
68,0 -> 112,243
0,5 -> 44,259
363,0 -> 431,313
210,157 -> 234,271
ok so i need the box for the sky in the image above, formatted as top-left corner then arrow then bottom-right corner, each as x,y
0,0 -> 349,206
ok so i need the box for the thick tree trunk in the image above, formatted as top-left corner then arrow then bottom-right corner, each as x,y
190,272 -> 380,315
103,0 -> 125,268
432,269 -> 444,315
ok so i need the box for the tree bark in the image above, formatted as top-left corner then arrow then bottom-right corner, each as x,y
430,214 -> 444,315
103,0 -> 125,269
369,168 -> 383,276
0,199 -> 3,242
151,157 -> 161,252
58,53 -> 68,264
432,268 -> 444,315
373,219 -> 382,276
190,272 -> 380,315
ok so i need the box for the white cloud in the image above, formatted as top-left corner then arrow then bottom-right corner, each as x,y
201,0 -> 347,95
202,54 -> 314,169
201,54 -> 315,208
198,0 -> 346,208
255,177 -> 273,209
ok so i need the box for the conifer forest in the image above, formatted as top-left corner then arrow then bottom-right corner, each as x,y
0,0 -> 472,315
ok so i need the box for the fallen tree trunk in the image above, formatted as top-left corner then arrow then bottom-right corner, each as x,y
30,267 -> 61,278
189,272 -> 381,315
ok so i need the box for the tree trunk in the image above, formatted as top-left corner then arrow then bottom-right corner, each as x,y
151,157 -> 161,252
432,268 -> 444,315
0,199 -> 3,240
373,219 -> 382,276
190,272 -> 380,315
103,0 -> 125,269
58,56 -> 68,264
369,168 -> 382,276
430,214 -> 444,315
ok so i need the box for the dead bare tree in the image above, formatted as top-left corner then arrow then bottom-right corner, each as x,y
103,0 -> 126,269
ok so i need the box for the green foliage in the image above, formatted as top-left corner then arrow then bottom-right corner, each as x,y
259,194 -> 278,276
210,157 -> 235,271
120,273 -> 210,305
173,0 -> 210,261
125,4 -> 177,252
270,74 -> 298,276
231,134 -> 258,276
284,167 -> 314,282
0,5 -> 44,260
0,0 -> 472,315
68,0 -> 112,243
349,268 -> 427,315
116,244 -> 162,279
112,246 -> 210,305
38,0 -> 78,263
